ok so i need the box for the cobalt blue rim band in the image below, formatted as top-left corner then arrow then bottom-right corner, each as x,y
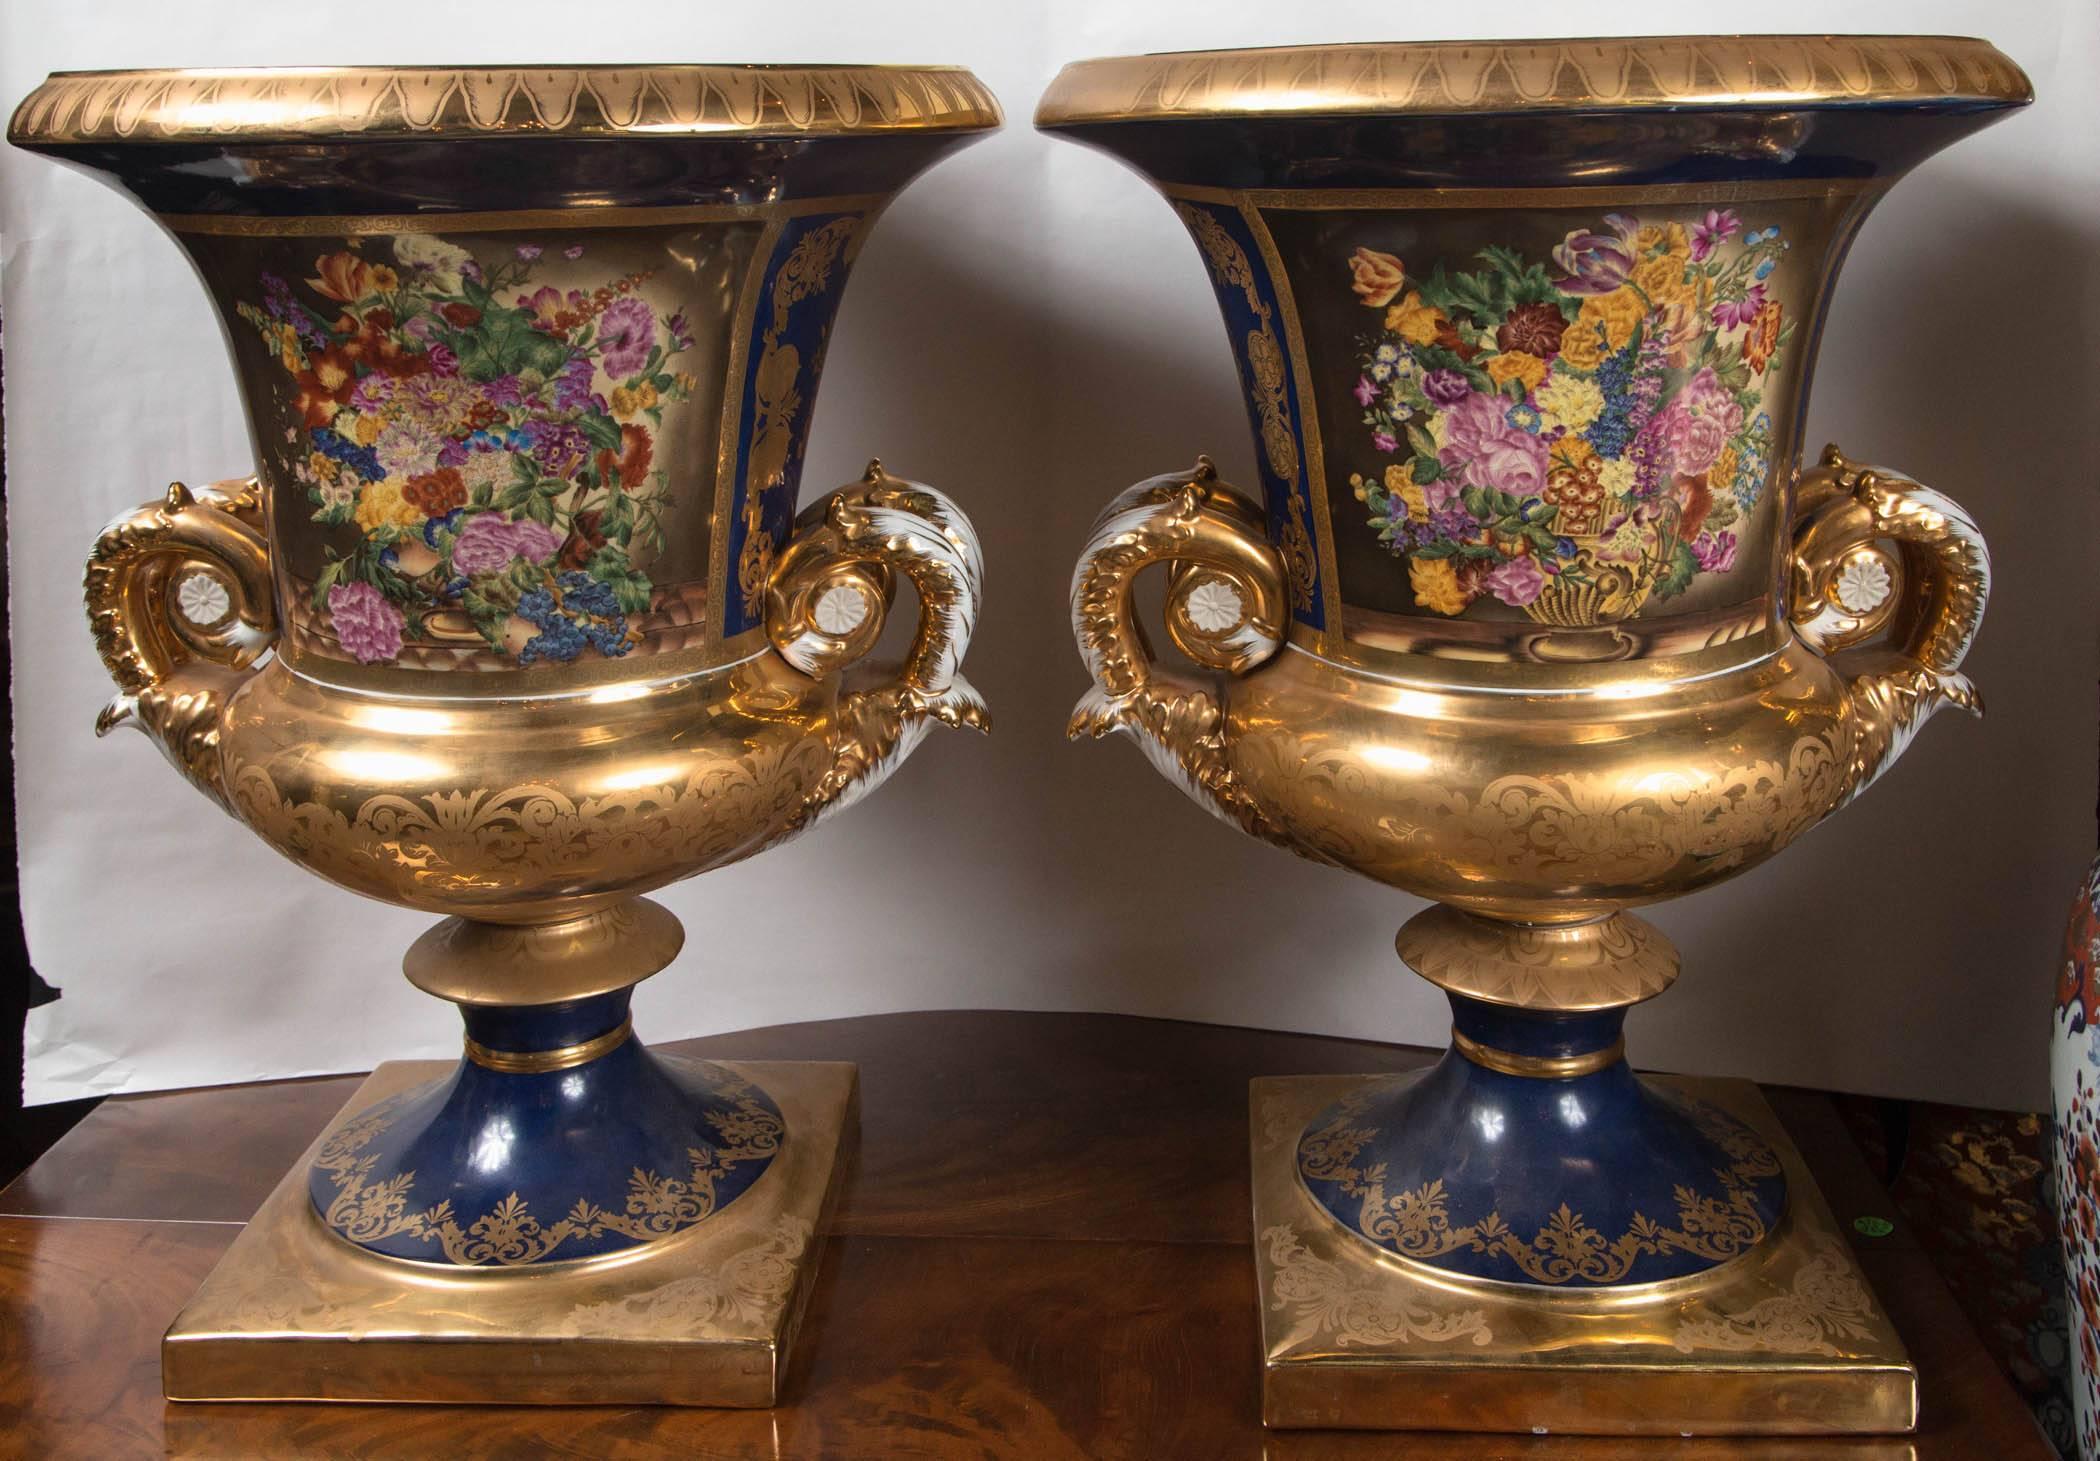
458,988 -> 635,1053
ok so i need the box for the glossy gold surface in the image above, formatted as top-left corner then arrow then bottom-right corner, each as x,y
162,1058 -> 857,1405
12,64 -> 1003,144
1071,454 -> 1985,927
93,464 -> 987,955
1252,1074 -> 1915,1435
1052,42 -> 2004,1436
40,83 -> 991,1410
1397,906 -> 1681,1011
1036,35 -> 2028,127
403,897 -> 686,1006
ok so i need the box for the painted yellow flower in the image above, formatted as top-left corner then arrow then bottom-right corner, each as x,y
1409,556 -> 1468,616
305,451 -> 342,486
1384,291 -> 1446,347
1486,350 -> 1547,395
635,380 -> 659,411
1383,463 -> 1429,523
1636,221 -> 1691,260
1711,442 -> 1741,493
1557,319 -> 1608,371
1598,458 -> 1638,499
1535,372 -> 1604,433
354,478 -> 425,534
258,321 -> 303,372
610,384 -> 639,417
1581,288 -> 1646,352
674,372 -> 698,393
367,264 -> 400,293
1633,254 -> 1695,313
1349,247 -> 1407,308
1555,435 -> 1598,471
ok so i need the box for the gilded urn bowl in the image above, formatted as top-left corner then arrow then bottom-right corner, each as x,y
1041,35 -> 2026,1434
9,61 -> 999,1404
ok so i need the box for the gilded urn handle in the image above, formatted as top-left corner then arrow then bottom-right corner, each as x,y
1789,444 -> 1989,802
767,460 -> 988,823
1067,458 -> 1294,833
84,477 -> 276,814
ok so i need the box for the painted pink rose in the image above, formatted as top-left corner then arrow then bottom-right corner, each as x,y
1423,479 -> 1466,516
1483,554 -> 1548,607
596,296 -> 656,380
327,581 -> 405,664
451,513 -> 565,576
1440,391 -> 1549,498
1657,368 -> 1744,477
1692,529 -> 1739,573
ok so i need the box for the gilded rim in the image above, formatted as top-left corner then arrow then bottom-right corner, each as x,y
1035,35 -> 2031,127
10,64 -> 1003,146
1450,1029 -> 1627,1079
464,1016 -> 635,1075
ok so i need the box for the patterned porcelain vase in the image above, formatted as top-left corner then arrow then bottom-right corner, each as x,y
8,64 -> 998,1403
2056,856 -> 2100,1457
1042,36 -> 2029,1435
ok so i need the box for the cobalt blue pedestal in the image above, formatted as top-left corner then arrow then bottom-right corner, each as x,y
307,987 -> 783,1267
1298,993 -> 1788,1288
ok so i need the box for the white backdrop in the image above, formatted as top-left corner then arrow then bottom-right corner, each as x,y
3,1 -> 2095,1110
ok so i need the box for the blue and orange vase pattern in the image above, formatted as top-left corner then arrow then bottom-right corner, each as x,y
2053,855 -> 2100,1456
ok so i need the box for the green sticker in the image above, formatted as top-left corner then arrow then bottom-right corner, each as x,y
1853,1215 -> 1895,1238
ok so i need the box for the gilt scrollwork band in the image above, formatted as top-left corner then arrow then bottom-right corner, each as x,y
1397,907 -> 1682,1013
313,1073 -> 783,1266
231,735 -> 830,909
1299,1088 -> 1783,1286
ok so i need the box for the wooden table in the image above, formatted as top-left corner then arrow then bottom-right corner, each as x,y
0,1011 -> 2054,1459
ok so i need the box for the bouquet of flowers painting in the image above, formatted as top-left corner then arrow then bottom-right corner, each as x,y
238,235 -> 698,667
1344,209 -> 1793,627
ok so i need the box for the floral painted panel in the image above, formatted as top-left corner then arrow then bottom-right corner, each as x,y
1261,197 -> 1835,634
203,223 -> 757,672
1346,212 -> 1789,624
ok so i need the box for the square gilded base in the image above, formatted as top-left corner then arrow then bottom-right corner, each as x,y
163,1058 -> 857,1406
1251,1074 -> 1915,1438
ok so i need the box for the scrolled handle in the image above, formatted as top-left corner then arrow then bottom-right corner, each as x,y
1067,457 -> 1296,839
1789,443 -> 1989,802
84,476 -> 276,813
767,460 -> 987,826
